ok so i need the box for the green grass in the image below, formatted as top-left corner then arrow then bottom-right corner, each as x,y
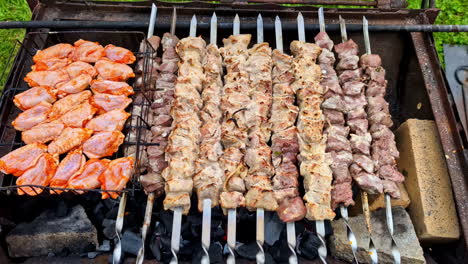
0,0 -> 466,90
0,0 -> 31,89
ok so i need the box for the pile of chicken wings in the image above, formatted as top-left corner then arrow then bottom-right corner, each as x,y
0,39 -> 138,198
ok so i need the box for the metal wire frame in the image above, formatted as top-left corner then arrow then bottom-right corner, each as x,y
0,31 -> 157,198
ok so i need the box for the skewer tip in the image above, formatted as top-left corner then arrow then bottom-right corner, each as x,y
212,12 -> 217,20
275,15 -> 280,22
234,14 -> 240,22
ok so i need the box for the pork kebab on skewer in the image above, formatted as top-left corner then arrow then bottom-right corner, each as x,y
362,16 -> 403,263
271,15 -> 306,264
194,12 -> 224,264
335,16 -> 379,263
237,14 -> 279,264
114,6 -> 159,263
136,7 -> 180,264
314,8 -> 358,262
162,15 -> 206,264
218,14 -> 250,264
293,12 -> 335,263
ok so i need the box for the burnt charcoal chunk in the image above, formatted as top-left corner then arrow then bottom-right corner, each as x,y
235,241 -> 258,260
297,230 -> 321,260
121,230 -> 141,256
102,219 -> 116,240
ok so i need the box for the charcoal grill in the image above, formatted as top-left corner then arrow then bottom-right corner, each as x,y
0,1 -> 467,263
0,30 -> 157,197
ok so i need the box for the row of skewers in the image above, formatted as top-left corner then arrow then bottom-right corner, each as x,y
115,5 -> 404,264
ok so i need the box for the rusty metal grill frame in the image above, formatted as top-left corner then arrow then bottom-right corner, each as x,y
0,31 -> 157,198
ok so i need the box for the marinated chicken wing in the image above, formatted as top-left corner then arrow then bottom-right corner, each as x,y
90,79 -> 134,96
63,61 -> 97,78
12,101 -> 52,131
82,131 -> 125,159
0,143 -> 47,176
49,90 -> 92,120
24,69 -> 69,88
32,58 -> 71,71
95,59 -> 135,81
99,157 -> 134,199
85,109 -> 130,132
91,93 -> 132,114
50,148 -> 86,190
48,127 -> 93,154
16,153 -> 58,196
33,43 -> 74,63
104,44 -> 136,64
70,39 -> 105,63
13,86 -> 57,110
22,120 -> 64,144
57,74 -> 92,98
60,101 -> 97,128
68,159 -> 110,190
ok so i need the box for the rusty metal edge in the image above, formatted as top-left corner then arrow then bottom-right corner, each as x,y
411,32 -> 468,250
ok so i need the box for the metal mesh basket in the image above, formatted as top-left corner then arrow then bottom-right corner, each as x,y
0,31 -> 157,198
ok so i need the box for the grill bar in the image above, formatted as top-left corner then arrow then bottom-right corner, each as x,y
0,20 -> 467,32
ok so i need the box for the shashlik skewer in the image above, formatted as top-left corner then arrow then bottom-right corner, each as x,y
294,12 -> 333,264
114,6 -> 159,263
219,14 -> 249,264
337,16 -> 378,264
272,15 -> 305,264
163,14 -> 205,264
196,12 -> 223,264
362,16 -> 402,264
315,8 -> 358,262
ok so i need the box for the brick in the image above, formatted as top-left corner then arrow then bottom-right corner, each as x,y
395,119 -> 460,243
349,183 -> 410,216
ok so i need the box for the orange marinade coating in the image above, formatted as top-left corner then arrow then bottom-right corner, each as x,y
16,153 -> 59,196
33,43 -> 74,64
0,143 -> 48,176
50,148 -> 86,190
48,127 -> 93,155
13,86 -> 57,111
82,131 -> 125,159
12,101 -> 52,131
104,44 -> 136,64
94,59 -> 135,81
90,79 -> 134,96
70,39 -> 105,63
68,159 -> 110,190
99,157 -> 134,199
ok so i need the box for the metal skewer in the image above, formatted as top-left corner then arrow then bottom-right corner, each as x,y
339,15 -> 378,264
363,16 -> 401,264
275,15 -> 298,264
226,14 -> 240,264
169,14 -> 198,264
297,11 -> 328,264
200,12 -> 218,264
135,5 -> 159,264
315,8 -> 359,263
113,192 -> 127,264
255,14 -> 266,264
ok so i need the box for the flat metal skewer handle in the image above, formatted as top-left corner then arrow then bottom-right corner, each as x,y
227,209 -> 237,264
170,207 -> 183,264
113,193 -> 127,264
201,199 -> 212,264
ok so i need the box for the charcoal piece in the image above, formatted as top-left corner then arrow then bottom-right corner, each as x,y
121,230 -> 142,256
235,241 -> 258,260
297,230 -> 321,260
102,219 -> 116,240
92,202 -> 106,225
87,252 -> 100,259
97,240 -> 111,252
54,200 -> 69,217
191,242 -> 223,264
264,212 -> 284,246
6,205 -> 98,257
269,234 -> 290,263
